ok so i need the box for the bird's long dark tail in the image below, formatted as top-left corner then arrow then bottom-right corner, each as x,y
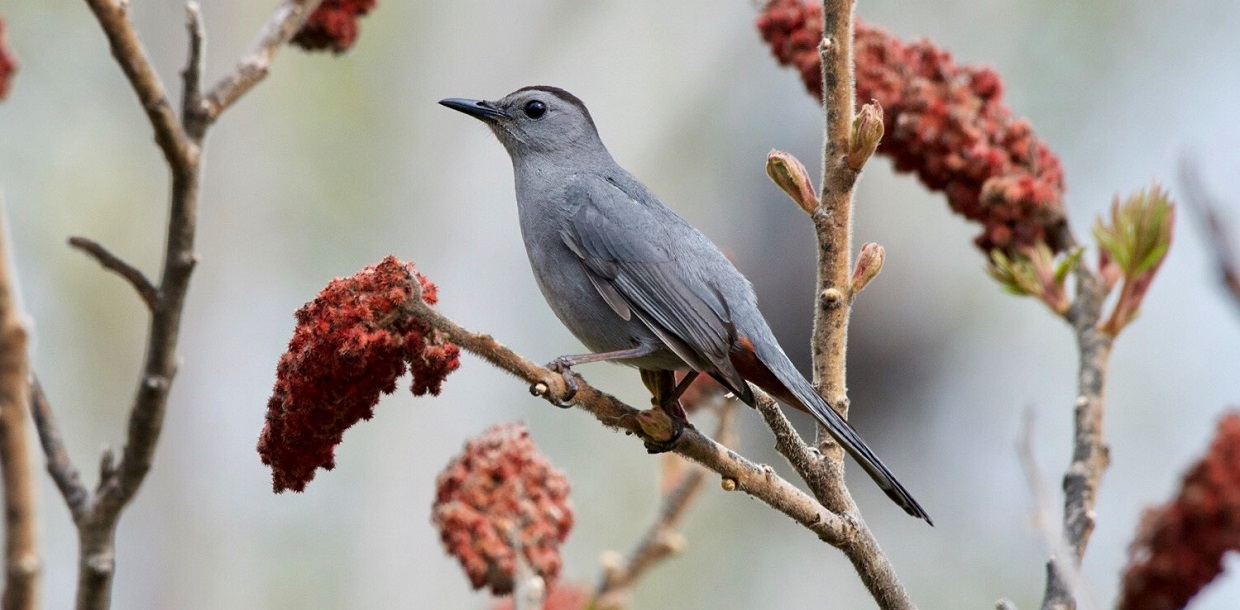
737,341 -> 933,525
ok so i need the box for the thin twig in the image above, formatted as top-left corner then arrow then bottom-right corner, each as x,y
1018,408 -> 1096,610
181,3 -> 206,138
28,379 -> 87,516
66,237 -> 158,311
508,532 -> 546,610
1040,262 -> 1114,610
403,293 -> 849,544
81,0 -> 194,170
198,0 -> 325,125
594,401 -> 739,609
0,194 -> 39,609
1178,158 -> 1240,314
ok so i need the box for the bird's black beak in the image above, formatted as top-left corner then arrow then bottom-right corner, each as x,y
438,98 -> 508,121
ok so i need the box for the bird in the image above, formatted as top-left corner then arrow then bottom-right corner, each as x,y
440,85 -> 931,524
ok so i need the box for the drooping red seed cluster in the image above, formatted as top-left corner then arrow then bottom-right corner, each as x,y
433,423 -> 574,596
493,584 -> 590,610
1118,411 -> 1240,610
291,0 -> 377,54
258,256 -> 460,493
756,0 -> 1067,254
0,17 -> 17,100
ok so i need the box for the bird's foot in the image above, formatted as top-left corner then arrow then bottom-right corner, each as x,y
634,407 -> 691,454
542,357 -> 580,407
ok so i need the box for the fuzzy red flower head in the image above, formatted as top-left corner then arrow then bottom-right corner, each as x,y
433,423 -> 574,596
1118,411 -> 1240,610
757,0 -> 1067,255
258,256 -> 460,493
291,0 -> 377,54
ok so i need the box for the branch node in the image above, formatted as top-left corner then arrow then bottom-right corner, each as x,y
84,550 -> 114,575
143,374 -> 170,392
820,287 -> 844,308
720,477 -> 738,491
98,445 -> 117,484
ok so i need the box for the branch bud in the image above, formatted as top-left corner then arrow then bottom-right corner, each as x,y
851,242 -> 885,294
765,149 -> 819,214
847,101 -> 884,171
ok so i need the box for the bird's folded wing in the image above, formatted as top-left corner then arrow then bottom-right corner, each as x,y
559,177 -> 746,392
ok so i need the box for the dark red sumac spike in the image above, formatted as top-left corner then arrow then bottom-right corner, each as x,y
291,0 -> 377,54
258,256 -> 460,493
757,0 -> 1067,255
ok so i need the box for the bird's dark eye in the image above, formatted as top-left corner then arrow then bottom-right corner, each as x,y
523,100 -> 547,119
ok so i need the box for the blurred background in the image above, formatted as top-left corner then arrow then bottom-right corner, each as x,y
2,0 -> 1239,608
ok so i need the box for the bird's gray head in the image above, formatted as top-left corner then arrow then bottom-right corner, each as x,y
439,86 -> 606,160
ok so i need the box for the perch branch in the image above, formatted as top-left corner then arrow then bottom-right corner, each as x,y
0,195 -> 39,609
403,294 -> 850,544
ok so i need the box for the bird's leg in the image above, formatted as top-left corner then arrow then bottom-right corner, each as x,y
542,344 -> 661,406
637,369 -> 694,453
665,371 -> 700,414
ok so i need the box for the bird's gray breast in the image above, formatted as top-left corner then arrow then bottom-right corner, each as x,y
514,171 -> 685,369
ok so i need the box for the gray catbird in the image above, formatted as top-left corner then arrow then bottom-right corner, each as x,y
441,86 -> 930,524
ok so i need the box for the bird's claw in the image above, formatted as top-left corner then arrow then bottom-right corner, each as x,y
634,408 -> 691,454
543,358 -> 580,406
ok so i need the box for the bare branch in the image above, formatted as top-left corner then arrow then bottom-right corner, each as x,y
198,0 -> 326,124
46,0 -> 319,605
1019,408 -> 1097,610
180,3 -> 206,140
0,194 -> 39,609
28,379 -> 87,517
1178,158 -> 1240,314
81,0 -> 195,170
66,237 -> 158,311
